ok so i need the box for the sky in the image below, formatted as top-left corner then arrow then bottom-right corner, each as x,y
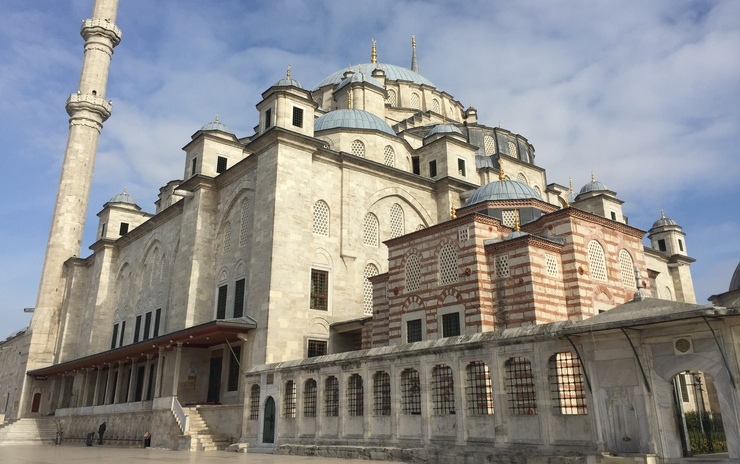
0,0 -> 738,339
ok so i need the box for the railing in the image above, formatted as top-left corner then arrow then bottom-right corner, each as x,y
170,397 -> 190,434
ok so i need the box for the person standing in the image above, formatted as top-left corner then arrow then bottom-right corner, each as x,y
98,421 -> 106,445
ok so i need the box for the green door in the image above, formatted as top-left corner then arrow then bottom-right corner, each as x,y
263,396 -> 275,443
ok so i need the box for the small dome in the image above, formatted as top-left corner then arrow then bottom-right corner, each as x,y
579,179 -> 609,194
730,262 -> 740,291
336,72 -> 383,91
314,109 -> 396,136
427,123 -> 463,137
200,117 -> 232,134
274,77 -> 303,89
108,190 -> 137,205
315,63 -> 435,89
651,211 -> 679,229
466,179 -> 542,206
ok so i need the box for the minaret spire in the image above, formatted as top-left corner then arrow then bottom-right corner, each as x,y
411,35 -> 419,73
23,0 -> 122,414
371,39 -> 377,64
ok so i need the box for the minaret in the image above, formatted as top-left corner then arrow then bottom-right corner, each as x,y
23,0 -> 121,413
411,35 -> 419,72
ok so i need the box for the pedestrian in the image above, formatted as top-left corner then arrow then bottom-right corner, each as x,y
98,421 -> 106,445
143,431 -> 151,448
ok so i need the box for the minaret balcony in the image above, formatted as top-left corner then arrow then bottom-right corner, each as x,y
66,93 -> 113,121
80,18 -> 122,46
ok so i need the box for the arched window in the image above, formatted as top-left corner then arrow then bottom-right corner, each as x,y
347,374 -> 364,416
587,240 -> 608,281
390,203 -> 404,238
312,200 -> 329,236
222,222 -> 232,253
483,135 -> 496,155
363,264 -> 379,315
386,89 -> 397,106
431,99 -> 440,113
363,213 -> 379,246
548,352 -> 587,415
516,172 -> 528,185
439,244 -> 458,284
507,140 -> 518,157
283,380 -> 296,418
324,376 -> 339,417
432,365 -> 455,415
505,357 -> 537,415
663,286 -> 673,301
534,185 -> 542,197
401,368 -> 421,415
383,145 -> 395,167
405,254 -> 421,291
350,139 -> 366,157
239,198 -> 251,247
410,92 -> 421,109
303,379 -> 317,417
619,250 -> 635,288
466,361 -> 494,415
249,384 -> 260,420
372,371 -> 391,416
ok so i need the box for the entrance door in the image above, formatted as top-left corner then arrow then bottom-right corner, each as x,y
31,393 -> 41,413
263,396 -> 275,443
207,356 -> 222,403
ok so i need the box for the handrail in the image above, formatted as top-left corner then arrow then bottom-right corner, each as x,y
170,397 -> 190,434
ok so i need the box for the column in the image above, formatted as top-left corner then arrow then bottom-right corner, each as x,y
141,355 -> 153,401
113,362 -> 124,403
104,363 -> 115,405
78,370 -> 89,407
171,343 -> 183,397
92,367 -> 103,406
127,360 -> 137,403
153,347 -> 164,399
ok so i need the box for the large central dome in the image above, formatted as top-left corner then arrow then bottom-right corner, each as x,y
315,63 -> 435,89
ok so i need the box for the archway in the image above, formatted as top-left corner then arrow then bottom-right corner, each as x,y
672,371 -> 727,456
30,393 -> 41,413
262,396 -> 275,444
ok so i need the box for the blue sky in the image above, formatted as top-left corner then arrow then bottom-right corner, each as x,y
1,0 -> 738,338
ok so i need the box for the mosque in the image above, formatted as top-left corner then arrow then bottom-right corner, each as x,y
1,1 -> 738,462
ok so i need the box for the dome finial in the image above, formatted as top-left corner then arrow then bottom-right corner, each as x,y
450,195 -> 456,219
286,65 -> 291,80
411,35 -> 419,73
514,215 -> 520,231
371,39 -> 377,64
215,114 -> 219,123
591,171 -> 596,183
660,209 -> 665,219
498,157 -> 506,181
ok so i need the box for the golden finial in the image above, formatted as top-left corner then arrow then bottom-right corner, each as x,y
450,205 -> 456,219
348,91 -> 353,109
514,217 -> 520,231
286,65 -> 291,79
498,157 -> 505,181
371,39 -> 377,64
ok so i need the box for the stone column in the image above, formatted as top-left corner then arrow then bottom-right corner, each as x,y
78,370 -> 89,407
126,360 -> 137,403
114,362 -> 126,403
92,367 -> 103,406
141,355 -> 153,401
171,343 -> 183,397
104,363 -> 115,405
154,347 -> 164,398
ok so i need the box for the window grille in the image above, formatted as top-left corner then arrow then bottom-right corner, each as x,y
549,352 -> 587,415
239,199 -> 250,247
390,204 -> 405,238
307,339 -> 327,357
292,107 -> 304,128
310,269 -> 329,310
347,374 -> 364,416
313,200 -> 329,236
466,361 -> 494,415
507,140 -> 518,157
442,312 -> 461,337
410,92 -> 421,109
439,244 -> 458,284
501,210 -> 517,228
249,384 -> 260,419
505,357 -> 537,415
546,254 -> 559,277
407,319 -> 422,342
304,379 -> 317,417
401,368 -> 421,415
516,172 -> 528,184
587,240 -> 608,281
373,371 -> 391,416
324,376 -> 339,417
283,380 -> 296,418
222,222 -> 232,253
383,145 -> 395,167
363,264 -> 379,314
495,255 -> 509,278
386,89 -> 397,106
619,250 -> 635,288
405,254 -> 421,291
350,140 -> 366,157
216,285 -> 228,319
458,228 -> 469,242
432,365 -> 455,415
431,99 -> 440,113
216,156 -> 227,174
483,135 -> 496,155
363,213 -> 379,246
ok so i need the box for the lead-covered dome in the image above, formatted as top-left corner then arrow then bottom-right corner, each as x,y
466,179 -> 542,206
651,211 -> 679,229
314,109 -> 396,136
108,190 -> 137,205
200,117 -> 232,134
427,123 -> 463,137
273,76 -> 303,88
315,63 -> 435,89
579,178 -> 609,194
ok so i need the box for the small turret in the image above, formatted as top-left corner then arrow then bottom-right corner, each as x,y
648,210 -> 688,256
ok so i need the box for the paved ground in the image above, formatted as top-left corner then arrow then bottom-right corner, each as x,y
0,444 -> 406,463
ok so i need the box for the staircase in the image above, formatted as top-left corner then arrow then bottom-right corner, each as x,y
182,407 -> 230,451
0,417 -> 58,445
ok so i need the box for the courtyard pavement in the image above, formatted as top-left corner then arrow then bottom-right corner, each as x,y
0,443 -> 406,464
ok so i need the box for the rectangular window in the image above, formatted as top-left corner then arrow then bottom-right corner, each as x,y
407,319 -> 422,343
457,158 -> 466,176
119,320 -> 126,347
216,285 -> 228,319
549,352 -> 588,415
292,107 -> 304,128
401,368 -> 421,415
610,211 -> 617,220
307,339 -> 327,357
216,156 -> 227,174
153,308 -> 161,338
505,357 -> 537,415
133,315 -> 142,343
324,376 -> 339,417
303,379 -> 317,417
678,239 -> 684,252
143,311 -> 152,341
310,269 -> 329,310
429,160 -> 437,178
264,108 -> 272,129
233,278 -> 246,318
191,157 -> 197,177
442,312 -> 460,337
412,156 -> 420,175
658,239 -> 667,252
111,323 -> 119,350
227,348 -> 240,392
100,223 -> 106,239
119,222 -> 129,235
